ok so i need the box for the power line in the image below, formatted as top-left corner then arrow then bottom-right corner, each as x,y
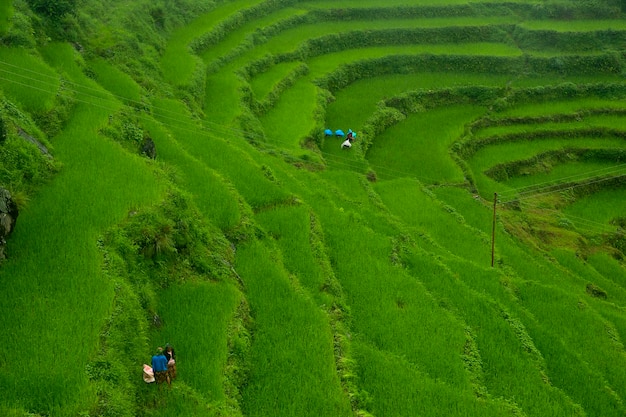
497,162 -> 626,197
513,200 -> 620,234
0,68 -> 447,184
4,60 -> 626,190
2,61 -> 626,220
501,173 -> 626,204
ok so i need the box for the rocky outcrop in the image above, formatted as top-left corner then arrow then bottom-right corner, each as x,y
17,127 -> 51,157
0,188 -> 19,260
140,137 -> 156,159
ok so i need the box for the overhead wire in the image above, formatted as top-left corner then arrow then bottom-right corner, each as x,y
0,61 -> 257,142
497,162 -> 626,199
2,59 -> 626,230
500,173 -> 626,204
0,64 -> 449,184
513,199 -> 620,234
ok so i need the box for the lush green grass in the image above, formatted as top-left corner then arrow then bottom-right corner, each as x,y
0,1 -> 12,35
516,255 -> 626,405
306,0 -> 513,8
435,210 -> 626,417
474,113 -> 626,139
326,72 -> 511,131
235,239 -> 353,417
402,246 -> 592,417
88,57 -> 142,103
587,252 -> 626,293
260,79 -> 318,151
468,136 -> 625,170
148,282 -> 241,408
308,195 -> 472,391
0,43 -> 164,415
375,179 -> 492,261
203,72 -> 243,126
520,20 -> 626,31
367,105 -> 484,184
305,42 -> 522,77
140,111 -> 243,231
171,1 -> 614,416
161,0 -> 263,85
502,160 -> 625,191
151,96 -> 291,210
0,48 -> 59,113
353,340 -> 517,417
4,1 -> 626,416
564,187 -> 626,226
250,61 -> 303,102
468,137 -> 625,198
200,7 -> 308,66
254,205 -> 332,306
230,18 -> 518,68
431,186 -> 494,233
494,97 -> 626,118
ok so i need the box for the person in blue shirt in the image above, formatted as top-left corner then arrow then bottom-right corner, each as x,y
151,347 -> 170,388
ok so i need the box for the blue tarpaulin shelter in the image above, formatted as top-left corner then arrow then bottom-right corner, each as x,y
335,129 -> 345,137
324,129 -> 333,136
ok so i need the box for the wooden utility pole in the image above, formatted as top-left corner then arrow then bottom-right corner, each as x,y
491,192 -> 497,267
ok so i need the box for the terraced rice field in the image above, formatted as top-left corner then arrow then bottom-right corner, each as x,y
1,0 -> 626,416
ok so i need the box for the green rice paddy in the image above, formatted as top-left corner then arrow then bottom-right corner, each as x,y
1,1 -> 626,416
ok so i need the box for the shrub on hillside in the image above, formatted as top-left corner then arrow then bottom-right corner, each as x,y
26,0 -> 76,19
0,99 -> 58,197
1,2 -> 37,47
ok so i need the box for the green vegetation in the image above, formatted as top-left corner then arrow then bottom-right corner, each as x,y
0,1 -> 12,36
1,0 -> 626,416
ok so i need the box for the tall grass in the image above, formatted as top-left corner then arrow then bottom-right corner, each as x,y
495,97 -> 626,117
235,239 -> 353,417
0,1 -> 12,35
587,252 -> 626,293
0,43 -> 164,415
230,18 -> 518,69
4,1 -> 626,416
309,197 -> 472,391
250,61 -> 302,102
326,72 -> 511,131
260,80 -> 318,151
354,340 -> 523,417
516,267 -> 626,408
520,20 -> 626,31
0,48 -> 59,113
139,113 -> 242,231
151,97 -> 290,210
468,137 -> 625,198
204,73 -> 243,125
200,7 -> 308,66
403,249 -> 586,417
564,187 -> 626,225
474,113 -> 626,139
161,0 -> 262,85
88,57 -> 142,103
148,282 -> 241,408
308,0 -> 485,7
254,205 -> 329,303
375,178 -> 491,261
306,43 -> 522,77
499,160 -> 621,190
368,105 -> 484,184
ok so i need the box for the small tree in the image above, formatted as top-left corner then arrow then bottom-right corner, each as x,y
27,0 -> 76,19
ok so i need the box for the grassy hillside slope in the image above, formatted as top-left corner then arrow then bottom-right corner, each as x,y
1,0 -> 625,416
